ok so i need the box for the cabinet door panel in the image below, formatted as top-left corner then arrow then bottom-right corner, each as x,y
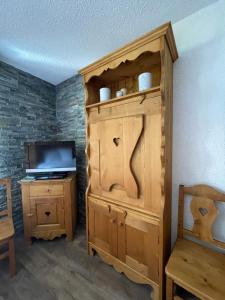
118,211 -> 159,282
30,197 -> 65,232
88,93 -> 162,215
88,198 -> 117,256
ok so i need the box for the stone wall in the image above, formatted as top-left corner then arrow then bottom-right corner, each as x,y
0,61 -> 87,231
0,61 -> 56,232
56,75 -> 86,224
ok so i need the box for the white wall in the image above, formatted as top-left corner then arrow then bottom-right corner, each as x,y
171,0 -> 225,246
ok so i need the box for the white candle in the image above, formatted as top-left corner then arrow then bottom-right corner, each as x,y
100,87 -> 111,101
138,72 -> 152,91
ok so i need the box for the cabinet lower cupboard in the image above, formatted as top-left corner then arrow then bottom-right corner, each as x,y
80,22 -> 178,300
89,197 -> 159,283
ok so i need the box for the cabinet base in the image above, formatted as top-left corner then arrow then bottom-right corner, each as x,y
89,243 -> 161,300
25,229 -> 73,243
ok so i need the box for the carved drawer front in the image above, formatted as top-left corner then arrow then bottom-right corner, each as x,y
30,197 -> 65,231
30,184 -> 64,197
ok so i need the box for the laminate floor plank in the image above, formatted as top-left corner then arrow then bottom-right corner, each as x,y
0,228 -> 196,300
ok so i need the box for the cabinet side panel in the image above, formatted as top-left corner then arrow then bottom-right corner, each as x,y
159,38 -> 173,298
21,184 -> 31,243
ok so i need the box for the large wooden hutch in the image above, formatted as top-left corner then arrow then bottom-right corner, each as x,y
80,22 -> 178,300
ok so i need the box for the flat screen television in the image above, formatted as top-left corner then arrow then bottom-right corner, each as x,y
25,141 -> 76,173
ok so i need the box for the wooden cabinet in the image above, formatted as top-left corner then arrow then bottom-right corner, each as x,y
80,22 -> 178,300
89,197 -> 117,256
20,175 -> 77,243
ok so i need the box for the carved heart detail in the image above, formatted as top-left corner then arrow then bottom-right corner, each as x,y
198,207 -> 208,216
113,137 -> 120,146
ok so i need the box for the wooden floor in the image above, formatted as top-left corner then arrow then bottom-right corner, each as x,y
0,228 -> 196,300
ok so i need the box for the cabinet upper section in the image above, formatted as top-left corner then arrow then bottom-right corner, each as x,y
79,22 -> 178,106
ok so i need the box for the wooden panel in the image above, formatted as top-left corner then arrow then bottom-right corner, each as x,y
118,211 -> 159,282
88,92 -> 162,215
126,255 -> 148,277
100,114 -> 143,198
36,202 -> 57,225
88,197 -> 117,256
166,239 -> 225,300
30,197 -> 65,231
0,218 -> 15,241
64,178 -> 76,241
100,117 -> 124,192
30,184 -> 64,197
179,184 -> 225,250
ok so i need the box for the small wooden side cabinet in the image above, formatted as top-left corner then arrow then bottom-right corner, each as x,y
19,174 -> 77,243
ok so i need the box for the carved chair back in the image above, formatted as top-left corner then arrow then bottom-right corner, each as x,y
0,179 -> 12,219
178,184 -> 225,250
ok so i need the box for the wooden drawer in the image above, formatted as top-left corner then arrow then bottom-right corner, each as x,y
30,184 -> 64,197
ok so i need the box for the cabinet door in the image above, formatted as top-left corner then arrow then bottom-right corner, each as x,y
30,197 -> 65,232
117,210 -> 159,283
88,198 -> 117,256
88,93 -> 162,215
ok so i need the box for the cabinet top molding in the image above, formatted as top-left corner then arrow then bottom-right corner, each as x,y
79,22 -> 178,79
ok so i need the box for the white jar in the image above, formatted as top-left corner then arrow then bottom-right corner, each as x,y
121,88 -> 127,96
138,72 -> 152,91
100,87 -> 111,101
116,90 -> 123,97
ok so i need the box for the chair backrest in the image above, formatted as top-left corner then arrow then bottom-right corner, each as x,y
178,184 -> 225,250
0,178 -> 12,218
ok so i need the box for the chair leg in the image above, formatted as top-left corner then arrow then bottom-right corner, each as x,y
8,238 -> 16,277
166,276 -> 174,300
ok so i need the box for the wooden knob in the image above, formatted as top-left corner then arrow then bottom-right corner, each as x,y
119,221 -> 124,227
110,218 -> 116,224
27,213 -> 33,217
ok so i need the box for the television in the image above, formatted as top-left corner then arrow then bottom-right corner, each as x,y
25,141 -> 76,174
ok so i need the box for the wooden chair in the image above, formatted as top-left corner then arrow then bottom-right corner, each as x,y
0,178 -> 16,276
166,184 -> 225,300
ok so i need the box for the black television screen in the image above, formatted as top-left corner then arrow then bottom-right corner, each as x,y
25,141 -> 76,173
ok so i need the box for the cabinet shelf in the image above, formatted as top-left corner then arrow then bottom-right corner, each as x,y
85,85 -> 160,109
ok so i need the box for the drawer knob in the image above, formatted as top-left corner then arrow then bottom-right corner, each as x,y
45,211 -> 51,217
27,213 -> 33,217
119,221 -> 124,227
110,218 -> 116,224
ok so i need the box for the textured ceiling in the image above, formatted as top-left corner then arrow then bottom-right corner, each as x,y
0,0 -> 217,84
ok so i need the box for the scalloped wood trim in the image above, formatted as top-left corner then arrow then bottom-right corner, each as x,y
80,22 -> 177,80
32,230 -> 66,240
89,243 -> 159,287
184,185 -> 225,202
84,40 -> 160,82
90,243 -> 160,299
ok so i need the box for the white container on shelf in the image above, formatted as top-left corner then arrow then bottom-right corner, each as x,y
116,90 -> 123,97
138,72 -> 152,91
100,87 -> 111,101
121,88 -> 127,96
